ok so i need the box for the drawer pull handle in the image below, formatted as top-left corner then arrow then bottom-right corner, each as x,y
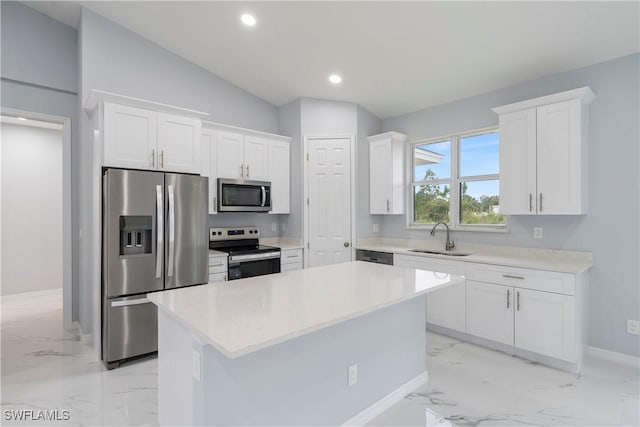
287,255 -> 298,258
517,291 -> 521,311
507,289 -> 510,309
209,263 -> 225,267
503,274 -> 525,280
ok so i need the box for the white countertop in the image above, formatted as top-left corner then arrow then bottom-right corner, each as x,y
208,249 -> 228,257
260,237 -> 304,251
356,239 -> 592,274
147,261 -> 462,359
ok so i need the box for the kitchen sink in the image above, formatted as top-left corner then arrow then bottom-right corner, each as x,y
408,249 -> 471,257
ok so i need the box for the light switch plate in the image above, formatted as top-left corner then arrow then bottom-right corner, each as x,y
533,227 -> 543,239
192,349 -> 201,381
348,364 -> 358,386
372,224 -> 380,233
271,222 -> 277,232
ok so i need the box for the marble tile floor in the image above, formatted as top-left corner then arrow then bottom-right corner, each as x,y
1,289 -> 638,426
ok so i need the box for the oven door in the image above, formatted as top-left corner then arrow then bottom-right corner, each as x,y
228,252 -> 281,280
218,178 -> 271,212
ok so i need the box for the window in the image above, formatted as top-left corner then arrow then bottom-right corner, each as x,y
411,128 -> 505,228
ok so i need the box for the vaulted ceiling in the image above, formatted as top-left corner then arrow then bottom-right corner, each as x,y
24,1 -> 640,119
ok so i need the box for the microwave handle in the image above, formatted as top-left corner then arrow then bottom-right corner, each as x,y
261,186 -> 266,207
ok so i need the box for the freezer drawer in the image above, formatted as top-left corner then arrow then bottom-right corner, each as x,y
104,296 -> 158,366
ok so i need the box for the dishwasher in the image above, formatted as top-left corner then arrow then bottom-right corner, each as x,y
355,249 -> 394,265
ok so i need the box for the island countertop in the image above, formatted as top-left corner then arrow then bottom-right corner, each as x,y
147,261 -> 463,359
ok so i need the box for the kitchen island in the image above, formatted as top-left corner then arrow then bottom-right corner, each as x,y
147,261 -> 463,426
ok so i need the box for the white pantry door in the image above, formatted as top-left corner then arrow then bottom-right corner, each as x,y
307,138 -> 352,267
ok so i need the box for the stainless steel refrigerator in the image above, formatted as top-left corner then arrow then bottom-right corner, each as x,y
102,168 -> 208,369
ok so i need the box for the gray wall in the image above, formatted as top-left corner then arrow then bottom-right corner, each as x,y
382,54 -> 640,357
356,106 -> 382,239
1,124 -> 63,295
277,99 -> 302,239
78,8 -> 282,336
0,1 -> 79,319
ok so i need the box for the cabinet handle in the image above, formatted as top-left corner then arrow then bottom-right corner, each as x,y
529,193 -> 533,212
246,164 -> 250,178
286,255 -> 298,258
213,196 -> 217,213
502,274 -> 524,280
517,291 -> 521,311
151,149 -> 156,168
539,193 -> 543,212
386,199 -> 390,212
506,289 -> 510,309
240,164 -> 244,178
160,150 -> 164,168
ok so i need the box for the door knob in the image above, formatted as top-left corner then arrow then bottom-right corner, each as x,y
344,242 -> 350,248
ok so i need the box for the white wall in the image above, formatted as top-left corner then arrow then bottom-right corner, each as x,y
1,122 -> 63,295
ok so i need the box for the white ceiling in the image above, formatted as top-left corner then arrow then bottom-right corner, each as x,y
24,1 -> 640,119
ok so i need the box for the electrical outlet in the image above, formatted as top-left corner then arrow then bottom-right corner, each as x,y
627,320 -> 640,335
271,222 -> 277,232
348,364 -> 358,386
533,227 -> 543,239
372,224 -> 380,233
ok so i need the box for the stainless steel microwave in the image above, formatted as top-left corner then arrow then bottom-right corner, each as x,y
217,178 -> 271,212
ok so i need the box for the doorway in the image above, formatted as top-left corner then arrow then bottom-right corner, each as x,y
303,135 -> 356,268
0,110 -> 72,330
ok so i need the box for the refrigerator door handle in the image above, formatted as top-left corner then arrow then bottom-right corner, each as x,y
168,184 -> 175,277
155,185 -> 163,279
111,297 -> 150,307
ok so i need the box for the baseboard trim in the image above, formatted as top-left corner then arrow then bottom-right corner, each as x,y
586,346 -> 639,368
77,322 -> 93,345
342,371 -> 428,427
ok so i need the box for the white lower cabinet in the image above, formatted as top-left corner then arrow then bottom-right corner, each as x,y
465,263 -> 578,364
514,288 -> 575,361
208,252 -> 228,282
466,280 -> 514,345
394,255 -> 466,332
281,248 -> 303,272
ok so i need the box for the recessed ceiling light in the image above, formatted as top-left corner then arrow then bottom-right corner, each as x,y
17,117 -> 27,121
241,14 -> 256,27
329,74 -> 342,85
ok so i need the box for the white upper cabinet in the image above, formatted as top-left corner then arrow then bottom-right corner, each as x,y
201,128 -> 217,214
269,140 -> 290,214
203,123 -> 291,214
216,132 -> 270,181
493,87 -> 594,215
103,103 -> 157,170
157,113 -> 201,174
368,132 -> 408,214
217,131 -> 244,179
103,102 -> 202,174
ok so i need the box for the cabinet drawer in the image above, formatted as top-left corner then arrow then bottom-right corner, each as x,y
466,263 -> 574,295
281,249 -> 303,265
281,262 -> 302,272
208,262 -> 227,275
209,272 -> 227,283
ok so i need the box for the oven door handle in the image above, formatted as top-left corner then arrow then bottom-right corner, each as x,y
261,186 -> 266,207
229,252 -> 281,262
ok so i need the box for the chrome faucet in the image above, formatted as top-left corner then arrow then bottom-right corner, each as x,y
430,222 -> 455,251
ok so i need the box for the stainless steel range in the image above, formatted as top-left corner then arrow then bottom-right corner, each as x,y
209,227 -> 280,280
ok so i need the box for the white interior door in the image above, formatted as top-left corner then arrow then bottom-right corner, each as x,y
307,138 -> 352,268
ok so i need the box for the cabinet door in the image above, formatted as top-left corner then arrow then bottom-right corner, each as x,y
269,140 -> 290,214
157,113 -> 201,174
466,281 -> 514,345
244,136 -> 269,181
394,255 -> 466,332
515,288 -> 576,362
536,99 -> 584,214
217,131 -> 244,179
369,139 -> 392,214
103,103 -> 157,170
498,108 -> 537,214
201,129 -> 218,214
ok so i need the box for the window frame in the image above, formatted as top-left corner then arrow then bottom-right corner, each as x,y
408,126 -> 507,231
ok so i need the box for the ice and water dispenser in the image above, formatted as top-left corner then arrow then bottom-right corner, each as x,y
119,216 -> 152,256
